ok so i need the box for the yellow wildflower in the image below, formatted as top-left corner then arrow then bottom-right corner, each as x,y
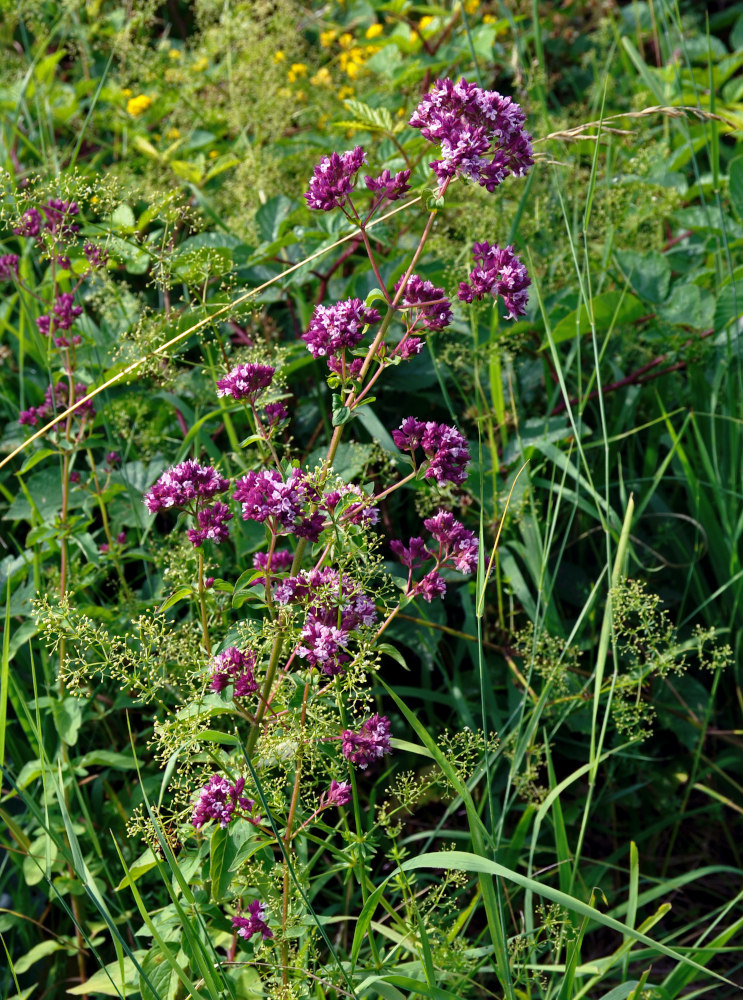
396,107 -> 405,117
126,94 -> 152,117
295,89 -> 307,102
339,32 -> 354,49
465,0 -> 479,12
365,23 -> 383,39
193,56 -> 209,71
337,85 -> 354,100
277,86 -> 292,98
320,29 -> 336,47
166,127 -> 181,139
311,67 -> 332,86
122,87 -> 132,98
287,62 -> 307,82
168,48 -> 181,59
91,195 -> 99,204
209,149 -> 218,158
419,16 -> 435,31
273,50 -> 286,63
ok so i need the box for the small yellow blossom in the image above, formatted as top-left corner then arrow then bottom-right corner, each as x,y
339,32 -> 354,49
465,0 -> 479,12
277,86 -> 292,98
483,13 -> 497,23
209,149 -> 219,158
311,67 -> 332,86
320,29 -> 336,47
126,94 -> 152,117
287,62 -> 307,82
193,56 -> 209,71
166,127 -> 181,139
365,23 -> 383,39
337,85 -> 354,100
168,48 -> 181,59
396,107 -> 406,117
295,89 -> 307,103
273,50 -> 286,63
91,195 -> 99,204
122,88 -> 132,98
419,16 -> 435,31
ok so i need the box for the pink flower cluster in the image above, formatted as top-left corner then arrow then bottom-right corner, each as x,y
144,460 -> 229,514
458,242 -> 530,319
0,254 -> 19,281
341,714 -> 392,769
365,168 -> 411,203
19,381 -> 95,428
216,363 -> 275,402
409,78 -> 533,191
186,501 -> 233,547
209,646 -> 258,697
233,468 -> 323,539
232,900 -> 273,941
395,273 -> 453,332
392,417 -> 471,487
305,146 -> 367,212
14,199 -> 80,239
37,292 -> 84,347
191,774 -> 255,830
302,298 -> 381,362
392,509 -> 479,602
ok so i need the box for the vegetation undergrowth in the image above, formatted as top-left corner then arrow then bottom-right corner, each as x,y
1,1 -> 742,998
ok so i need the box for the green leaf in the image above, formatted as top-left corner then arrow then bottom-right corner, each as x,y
209,825 -> 239,901
714,279 -> 743,331
255,195 -> 296,242
114,848 -> 158,890
729,155 -> 743,223
13,939 -> 65,975
158,586 -> 194,613
377,642 -> 409,670
74,751 -> 136,770
659,283 -> 715,329
19,449 -> 59,474
67,955 -> 143,996
331,394 -> 353,426
550,291 -> 645,344
52,697 -> 82,747
139,944 -> 179,1000
111,203 -> 136,231
340,98 -> 393,133
615,249 -> 672,303
23,833 -> 59,886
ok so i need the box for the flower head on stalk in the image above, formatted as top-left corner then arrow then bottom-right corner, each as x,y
409,78 -> 533,191
395,274 -> 453,332
392,417 -> 471,487
233,468 -> 310,531
209,646 -> 258,697
186,500 -> 233,547
365,167 -> 411,203
305,146 -> 366,211
322,779 -> 352,807
232,900 -> 273,941
191,774 -> 255,829
19,381 -> 95,429
216,363 -> 275,402
303,298 -> 380,361
0,254 -> 19,281
144,460 -> 229,513
341,714 -> 392,769
458,242 -> 530,319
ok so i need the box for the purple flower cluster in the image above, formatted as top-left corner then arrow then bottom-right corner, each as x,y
392,417 -> 471,487
341,714 -> 392,769
297,618 -> 349,676
144,460 -> 229,514
233,900 -> 273,942
186,500 -> 233,547
233,468 -> 322,539
302,299 -> 381,361
264,401 -> 288,426
14,199 -> 80,239
305,146 -> 366,212
209,646 -> 258,697
252,547 -> 294,584
323,779 -> 352,807
19,381 -> 95,428
83,243 -> 108,269
0,254 -> 19,281
409,78 -> 533,190
458,242 -> 530,319
392,509 -> 479,602
37,292 -> 84,346
192,774 -> 254,830
216,363 -> 275,402
395,274 -> 453,331
365,168 -> 411,202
